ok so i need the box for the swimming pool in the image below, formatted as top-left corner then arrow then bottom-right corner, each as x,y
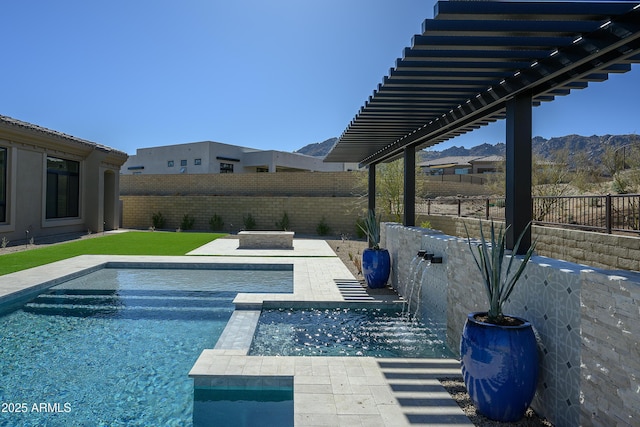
193,386 -> 294,427
0,266 -> 292,427
249,307 -> 454,358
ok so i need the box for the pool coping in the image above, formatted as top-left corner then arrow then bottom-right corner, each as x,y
0,239 -> 472,426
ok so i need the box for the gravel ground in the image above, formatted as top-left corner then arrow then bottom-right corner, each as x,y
439,378 -> 553,427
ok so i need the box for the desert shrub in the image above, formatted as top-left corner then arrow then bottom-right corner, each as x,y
316,217 -> 330,236
275,212 -> 290,231
243,213 -> 257,230
181,214 -> 195,231
209,214 -> 224,231
152,212 -> 165,229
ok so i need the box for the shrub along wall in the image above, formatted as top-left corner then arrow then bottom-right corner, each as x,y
121,195 -> 365,236
121,172 -> 368,235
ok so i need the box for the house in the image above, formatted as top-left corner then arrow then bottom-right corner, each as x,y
470,155 -> 504,174
419,155 -> 503,175
0,115 -> 128,244
121,141 -> 356,175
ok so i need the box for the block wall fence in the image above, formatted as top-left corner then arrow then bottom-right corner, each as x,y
420,214 -> 640,272
121,195 -> 366,236
120,172 -> 490,197
119,172 -> 488,235
382,221 -> 640,427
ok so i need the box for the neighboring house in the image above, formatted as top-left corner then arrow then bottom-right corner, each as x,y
121,141 -> 356,174
419,155 -> 503,175
0,115 -> 128,244
470,155 -> 504,174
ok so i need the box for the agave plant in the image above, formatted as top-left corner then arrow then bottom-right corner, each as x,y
358,209 -> 381,250
465,220 -> 537,324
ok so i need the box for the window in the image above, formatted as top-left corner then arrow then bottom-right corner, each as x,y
256,167 -> 269,173
180,159 -> 187,167
46,156 -> 79,219
194,158 -> 202,166
220,163 -> 234,173
0,147 -> 6,222
168,160 -> 174,167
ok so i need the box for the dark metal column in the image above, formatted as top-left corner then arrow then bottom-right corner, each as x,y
368,164 -> 376,213
404,147 -> 416,226
505,94 -> 532,254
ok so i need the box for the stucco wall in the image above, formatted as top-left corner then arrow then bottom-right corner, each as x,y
1,142 -> 123,243
381,222 -> 640,427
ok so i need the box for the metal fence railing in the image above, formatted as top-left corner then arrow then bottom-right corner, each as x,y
417,194 -> 640,235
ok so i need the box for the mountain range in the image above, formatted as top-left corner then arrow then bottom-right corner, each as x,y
294,137 -> 338,157
296,134 -> 639,164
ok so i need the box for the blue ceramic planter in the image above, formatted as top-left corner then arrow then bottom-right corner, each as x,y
460,312 -> 539,422
361,248 -> 391,289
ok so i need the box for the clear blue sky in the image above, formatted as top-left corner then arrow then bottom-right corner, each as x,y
1,0 -> 638,156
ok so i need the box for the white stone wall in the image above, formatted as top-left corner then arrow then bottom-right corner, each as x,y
580,269 -> 640,426
381,222 -> 640,427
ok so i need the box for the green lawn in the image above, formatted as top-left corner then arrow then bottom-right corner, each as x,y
0,231 -> 225,276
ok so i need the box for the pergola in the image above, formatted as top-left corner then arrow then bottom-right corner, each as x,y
325,0 -> 640,253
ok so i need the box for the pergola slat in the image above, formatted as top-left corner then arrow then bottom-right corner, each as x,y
326,1 -> 640,165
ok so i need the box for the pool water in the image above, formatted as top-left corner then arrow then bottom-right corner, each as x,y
0,267 -> 292,427
193,387 -> 293,427
249,307 -> 454,358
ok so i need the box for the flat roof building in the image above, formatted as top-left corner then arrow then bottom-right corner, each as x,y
122,141 -> 356,174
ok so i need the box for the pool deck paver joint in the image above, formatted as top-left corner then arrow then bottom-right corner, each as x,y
0,237 -> 472,427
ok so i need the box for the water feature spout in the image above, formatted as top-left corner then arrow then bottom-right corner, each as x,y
405,254 -> 432,320
404,253 -> 443,321
412,257 -> 432,321
403,253 -> 426,317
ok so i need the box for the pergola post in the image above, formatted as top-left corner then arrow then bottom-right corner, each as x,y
404,147 -> 415,227
505,93 -> 532,254
368,164 -> 376,213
